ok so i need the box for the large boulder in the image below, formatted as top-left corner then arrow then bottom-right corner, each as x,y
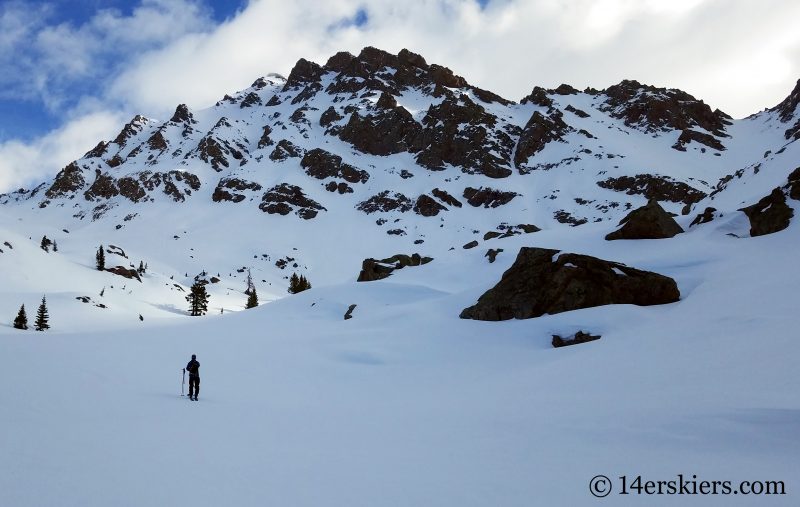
739,188 -> 794,237
460,247 -> 680,321
605,199 -> 684,240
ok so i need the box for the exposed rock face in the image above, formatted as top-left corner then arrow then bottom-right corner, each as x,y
552,331 -> 601,348
356,191 -> 413,214
690,207 -> 718,227
85,172 -> 120,201
84,141 -> 108,159
300,149 -> 369,184
319,106 -> 343,127
460,247 -> 680,320
485,248 -> 503,263
601,79 -> 731,137
46,162 -> 86,199
597,174 -> 707,205
605,199 -> 684,240
412,95 -> 515,179
269,140 -> 303,161
170,104 -> 195,124
212,178 -> 263,203
785,167 -> 800,200
106,266 -> 142,282
339,107 -> 421,156
771,78 -> 800,123
257,126 -> 274,148
739,188 -> 794,237
283,58 -> 324,90
514,110 -> 570,171
357,253 -> 433,282
413,194 -> 447,217
111,115 -> 149,147
463,187 -> 518,208
259,183 -> 326,219
672,129 -> 726,151
431,188 -> 462,208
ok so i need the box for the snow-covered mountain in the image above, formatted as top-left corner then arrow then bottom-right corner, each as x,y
1,47 -> 799,506
2,46 -> 799,324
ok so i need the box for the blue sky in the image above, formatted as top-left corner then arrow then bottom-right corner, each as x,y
0,0 -> 247,142
0,0 -> 798,192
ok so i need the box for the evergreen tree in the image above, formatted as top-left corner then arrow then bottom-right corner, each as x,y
40,236 -> 51,252
138,260 -> 145,275
13,304 -> 28,330
245,287 -> 259,309
244,268 -> 255,295
288,273 -> 312,294
96,245 -> 105,271
186,281 -> 210,316
52,240 -> 58,252
34,296 -> 49,331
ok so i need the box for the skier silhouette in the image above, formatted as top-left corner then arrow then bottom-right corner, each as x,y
186,354 -> 200,401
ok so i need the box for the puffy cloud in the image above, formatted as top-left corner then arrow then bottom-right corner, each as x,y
0,110 -> 124,192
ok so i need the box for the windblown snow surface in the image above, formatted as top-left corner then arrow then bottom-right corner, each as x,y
1,59 -> 799,505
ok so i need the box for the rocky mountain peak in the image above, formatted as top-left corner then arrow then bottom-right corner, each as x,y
602,80 -> 731,134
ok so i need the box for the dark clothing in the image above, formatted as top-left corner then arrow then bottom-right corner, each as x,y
186,359 -> 200,377
189,376 -> 200,398
186,359 -> 200,399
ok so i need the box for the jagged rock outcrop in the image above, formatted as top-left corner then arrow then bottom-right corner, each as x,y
357,191 -> 413,214
514,110 -> 570,172
601,80 -> 732,137
460,247 -> 680,320
431,188 -> 462,208
597,174 -> 707,205
413,194 -> 447,217
300,149 -> 369,184
45,162 -> 86,199
357,253 -> 433,282
339,107 -> 421,156
739,188 -> 794,237
605,199 -> 684,240
412,95 -> 515,178
690,207 -> 718,227
212,178 -> 263,203
269,140 -> 303,161
259,183 -> 325,219
463,187 -> 518,208
771,78 -> 800,140
672,129 -> 726,151
106,266 -> 142,282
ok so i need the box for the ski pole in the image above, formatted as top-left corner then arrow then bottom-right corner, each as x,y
181,368 -> 185,396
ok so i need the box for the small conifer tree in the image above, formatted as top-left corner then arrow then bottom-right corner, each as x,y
246,287 -> 259,309
40,236 -> 51,252
13,304 -> 28,330
138,260 -> 145,275
52,240 -> 58,252
186,281 -> 210,316
96,245 -> 105,271
34,296 -> 49,331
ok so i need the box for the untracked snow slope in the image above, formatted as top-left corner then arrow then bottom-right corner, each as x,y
1,215 -> 798,506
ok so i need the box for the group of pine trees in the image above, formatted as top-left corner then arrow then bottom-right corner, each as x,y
40,236 -> 57,252
12,296 -> 50,331
288,273 -> 312,294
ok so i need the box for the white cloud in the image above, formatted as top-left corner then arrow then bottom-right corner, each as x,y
0,110 -> 124,193
2,0 -> 800,192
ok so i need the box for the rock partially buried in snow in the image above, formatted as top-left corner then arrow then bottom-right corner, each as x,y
459,247 -> 680,321
552,331 -> 601,348
605,199 -> 683,240
739,187 -> 794,237
357,253 -> 433,282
